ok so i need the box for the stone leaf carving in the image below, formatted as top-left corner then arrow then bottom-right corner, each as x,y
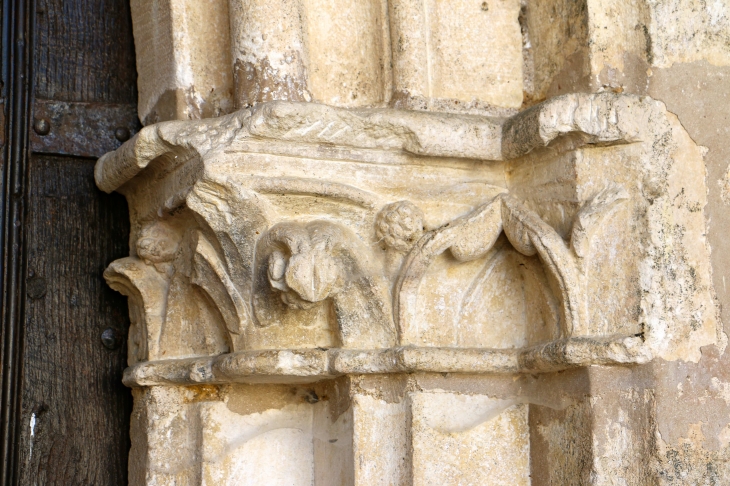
96,93 -> 718,364
104,258 -> 168,365
192,232 -> 247,336
103,220 -> 182,364
186,176 -> 272,351
397,186 -> 629,340
394,196 -> 504,341
254,220 -> 396,349
375,200 -> 425,253
570,185 -> 630,259
501,189 -> 629,337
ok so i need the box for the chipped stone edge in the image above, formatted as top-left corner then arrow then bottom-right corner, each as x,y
501,92 -> 644,159
95,93 -> 646,194
122,336 -> 652,387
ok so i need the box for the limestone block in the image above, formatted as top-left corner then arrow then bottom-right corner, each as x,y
198,397 -> 314,484
586,0 -> 651,92
521,0 -> 652,98
129,386 -> 208,485
647,0 -> 730,68
387,0 -> 428,103
522,0 -> 590,101
97,93 -> 716,365
409,393 -> 530,486
350,392 -> 409,485
523,0 -> 729,97
129,0 -> 730,124
131,384 -> 322,485
302,0 -> 391,107
130,0 -> 234,125
133,0 -> 531,122
312,381 -> 355,485
129,380 -> 410,485
103,0 -> 730,481
389,0 -> 524,113
227,0 -> 393,109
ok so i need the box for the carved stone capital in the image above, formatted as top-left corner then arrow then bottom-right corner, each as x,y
98,93 -> 716,373
99,93 -> 718,484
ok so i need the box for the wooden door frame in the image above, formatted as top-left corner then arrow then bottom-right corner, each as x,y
1,0 -> 137,483
1,0 -> 34,483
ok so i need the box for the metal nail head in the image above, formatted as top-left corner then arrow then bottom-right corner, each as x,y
101,328 -> 122,350
114,127 -> 131,142
33,118 -> 51,136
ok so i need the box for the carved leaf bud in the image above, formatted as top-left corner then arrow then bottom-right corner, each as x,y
285,248 -> 340,303
375,201 -> 425,252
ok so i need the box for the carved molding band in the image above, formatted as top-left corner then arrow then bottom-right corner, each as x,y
123,336 -> 650,387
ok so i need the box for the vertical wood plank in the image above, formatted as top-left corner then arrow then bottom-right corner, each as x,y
17,156 -> 131,485
33,0 -> 137,103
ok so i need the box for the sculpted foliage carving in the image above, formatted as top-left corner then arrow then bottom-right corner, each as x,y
96,93 -> 718,376
396,185 -> 629,341
375,201 -> 425,252
108,178 -> 630,360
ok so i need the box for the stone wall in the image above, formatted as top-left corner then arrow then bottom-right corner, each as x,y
100,0 -> 730,483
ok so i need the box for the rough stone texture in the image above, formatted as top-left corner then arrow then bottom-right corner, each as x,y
521,0 -> 590,102
389,0 -> 523,113
130,0 -> 234,125
98,91 -> 717,483
106,1 -> 730,484
646,61 -> 730,486
228,0 -> 311,108
647,0 -> 730,68
409,394 -> 529,485
132,0 -> 527,123
303,0 -> 391,107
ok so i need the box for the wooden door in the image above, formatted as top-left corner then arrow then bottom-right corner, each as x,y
1,0 -> 138,483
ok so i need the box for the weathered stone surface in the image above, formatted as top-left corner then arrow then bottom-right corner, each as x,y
521,0 -> 590,102
98,88 -> 719,483
409,394 -> 529,485
389,0 -> 523,112
130,0 -> 234,125
228,0 -> 311,108
647,0 -> 730,68
132,0 -> 529,124
105,1 -> 730,483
